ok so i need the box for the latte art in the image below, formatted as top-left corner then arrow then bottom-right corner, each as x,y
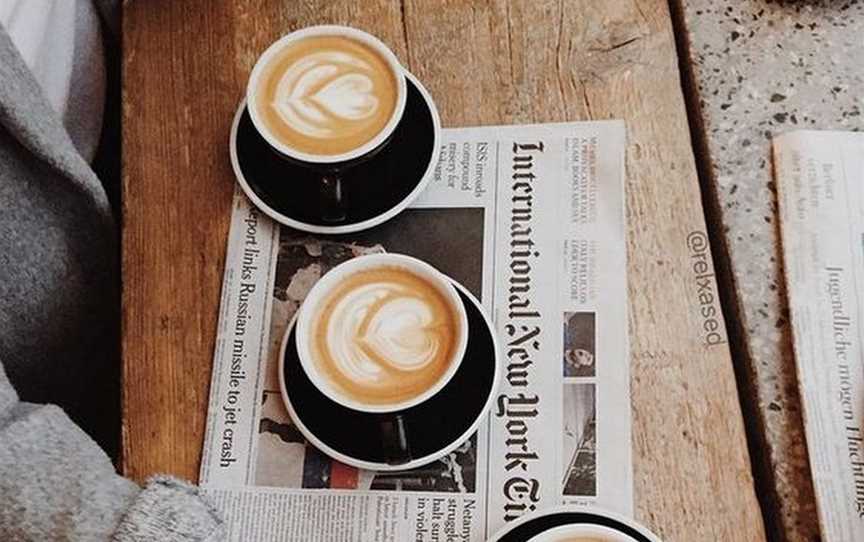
253,35 -> 399,156
273,52 -> 381,139
310,268 -> 459,405
329,285 -> 446,377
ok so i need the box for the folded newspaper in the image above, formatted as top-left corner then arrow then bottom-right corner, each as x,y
775,131 -> 864,541
199,122 -> 631,541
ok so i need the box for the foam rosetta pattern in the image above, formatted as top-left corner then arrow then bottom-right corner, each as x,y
272,51 -> 381,139
311,268 -> 458,405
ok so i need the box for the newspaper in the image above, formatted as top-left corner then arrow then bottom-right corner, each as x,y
199,122 -> 631,541
775,130 -> 864,541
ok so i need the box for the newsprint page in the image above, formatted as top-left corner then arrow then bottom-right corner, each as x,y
775,131 -> 864,541
199,122 -> 631,541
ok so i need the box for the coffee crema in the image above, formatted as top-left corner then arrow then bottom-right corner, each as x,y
253,35 -> 399,156
309,267 -> 459,406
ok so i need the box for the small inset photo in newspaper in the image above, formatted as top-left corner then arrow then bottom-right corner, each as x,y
562,383 -> 596,497
563,311 -> 596,378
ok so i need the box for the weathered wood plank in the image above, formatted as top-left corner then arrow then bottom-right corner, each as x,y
122,0 -> 240,482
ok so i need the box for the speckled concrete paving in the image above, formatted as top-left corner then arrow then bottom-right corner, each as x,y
674,1 -> 863,540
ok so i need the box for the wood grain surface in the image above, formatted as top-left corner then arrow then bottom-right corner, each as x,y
122,1 -> 767,540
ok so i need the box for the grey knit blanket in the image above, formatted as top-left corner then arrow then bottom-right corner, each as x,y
0,9 -> 225,542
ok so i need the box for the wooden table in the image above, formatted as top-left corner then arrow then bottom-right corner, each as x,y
122,1 -> 767,540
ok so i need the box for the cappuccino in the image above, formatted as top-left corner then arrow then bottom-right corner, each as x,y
251,33 -> 400,158
527,524 -> 637,542
308,267 -> 460,406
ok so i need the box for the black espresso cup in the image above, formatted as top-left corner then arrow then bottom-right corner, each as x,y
246,25 -> 416,223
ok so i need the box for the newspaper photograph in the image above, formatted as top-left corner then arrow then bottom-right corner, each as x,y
199,122 -> 631,541
774,130 -> 864,541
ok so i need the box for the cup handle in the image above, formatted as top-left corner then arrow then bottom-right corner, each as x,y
320,170 -> 346,223
381,414 -> 412,465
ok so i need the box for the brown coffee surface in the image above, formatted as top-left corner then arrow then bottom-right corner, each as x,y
253,34 -> 398,156
310,267 -> 459,406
